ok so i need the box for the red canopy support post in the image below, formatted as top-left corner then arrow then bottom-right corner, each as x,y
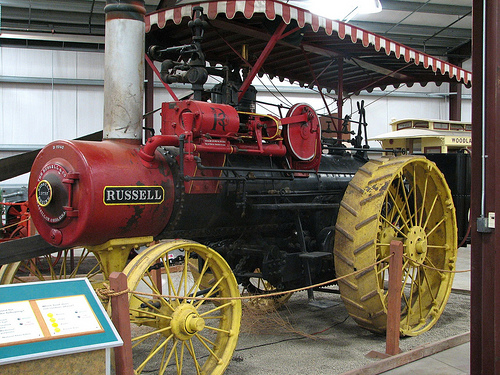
237,21 -> 287,103
145,53 -> 179,101
449,58 -> 463,121
386,240 -> 403,356
471,0 -> 500,373
145,58 -> 154,140
109,271 -> 134,375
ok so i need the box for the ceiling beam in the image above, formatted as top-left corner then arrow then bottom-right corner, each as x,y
381,0 -> 471,16
0,0 -> 157,14
349,21 -> 471,40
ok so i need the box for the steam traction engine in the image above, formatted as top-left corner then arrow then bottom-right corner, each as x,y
5,3 -> 459,374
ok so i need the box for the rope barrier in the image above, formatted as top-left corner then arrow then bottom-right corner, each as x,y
96,282 -> 130,301
0,217 -> 30,232
97,251 -> 471,303
100,255 -> 393,302
402,254 -> 471,273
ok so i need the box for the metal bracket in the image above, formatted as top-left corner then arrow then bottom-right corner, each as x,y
477,215 -> 494,233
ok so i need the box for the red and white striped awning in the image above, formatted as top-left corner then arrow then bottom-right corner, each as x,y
145,0 -> 471,93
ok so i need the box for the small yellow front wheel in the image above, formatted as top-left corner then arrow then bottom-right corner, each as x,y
123,239 -> 242,374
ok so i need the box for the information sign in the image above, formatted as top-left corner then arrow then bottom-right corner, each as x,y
0,278 -> 122,365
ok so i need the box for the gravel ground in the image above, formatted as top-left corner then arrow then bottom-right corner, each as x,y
224,290 -> 470,375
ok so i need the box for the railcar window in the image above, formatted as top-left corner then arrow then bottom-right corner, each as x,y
434,122 -> 449,130
397,121 -> 412,130
450,124 -> 465,131
414,121 -> 429,128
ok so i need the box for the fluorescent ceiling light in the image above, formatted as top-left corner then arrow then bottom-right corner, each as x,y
287,0 -> 382,22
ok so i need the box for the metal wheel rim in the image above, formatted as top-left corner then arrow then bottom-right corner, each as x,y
334,155 -> 457,336
123,239 -> 242,375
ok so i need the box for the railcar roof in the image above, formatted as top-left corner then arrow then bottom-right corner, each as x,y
146,0 -> 471,95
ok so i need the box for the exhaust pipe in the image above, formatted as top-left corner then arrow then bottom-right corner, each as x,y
103,0 -> 146,142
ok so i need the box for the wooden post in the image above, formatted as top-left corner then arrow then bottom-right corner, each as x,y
386,240 -> 403,356
109,271 -> 134,375
152,258 -> 163,295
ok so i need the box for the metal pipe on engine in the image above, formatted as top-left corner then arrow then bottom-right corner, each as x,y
103,0 -> 146,141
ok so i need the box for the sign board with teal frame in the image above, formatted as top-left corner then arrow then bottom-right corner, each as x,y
0,278 -> 122,365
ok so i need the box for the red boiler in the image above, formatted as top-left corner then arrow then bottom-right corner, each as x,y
28,139 -> 175,247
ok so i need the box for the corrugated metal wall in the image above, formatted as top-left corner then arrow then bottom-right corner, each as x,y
0,45 -> 472,185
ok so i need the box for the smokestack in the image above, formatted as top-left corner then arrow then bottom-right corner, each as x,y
103,0 -> 146,141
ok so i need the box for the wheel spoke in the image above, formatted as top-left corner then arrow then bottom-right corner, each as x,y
195,332 -> 222,363
400,259 -> 411,297
413,165 -> 418,227
421,266 -> 438,303
178,250 -> 191,296
380,215 -> 408,239
399,172 -> 415,227
132,326 -> 173,343
199,301 -> 234,317
194,275 -> 226,308
422,195 -> 439,229
405,266 -> 417,327
136,334 -> 173,374
144,270 -> 162,295
203,325 -> 231,334
186,339 -> 202,375
424,256 -> 446,279
158,342 -> 169,375
417,266 -> 424,321
187,257 -> 210,304
387,189 -> 412,231
178,340 -> 185,374
426,217 -> 446,237
164,257 -> 179,298
132,294 -> 164,314
426,244 -> 447,249
419,173 -> 429,227
195,332 -> 216,347
130,307 -> 173,320
159,339 -> 178,375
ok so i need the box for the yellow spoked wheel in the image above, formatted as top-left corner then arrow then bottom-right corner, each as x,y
334,155 -> 457,336
243,269 -> 293,311
0,248 -> 103,285
123,239 -> 242,375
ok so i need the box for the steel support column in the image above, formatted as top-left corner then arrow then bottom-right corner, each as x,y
471,0 -> 500,373
448,59 -> 463,121
337,58 -> 344,138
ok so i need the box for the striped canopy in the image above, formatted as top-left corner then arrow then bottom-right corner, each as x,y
146,0 -> 471,94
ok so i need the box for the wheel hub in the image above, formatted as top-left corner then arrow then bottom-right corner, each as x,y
405,226 -> 427,265
171,303 -> 205,341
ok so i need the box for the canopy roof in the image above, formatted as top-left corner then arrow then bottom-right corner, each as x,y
145,0 -> 472,95
369,128 -> 470,141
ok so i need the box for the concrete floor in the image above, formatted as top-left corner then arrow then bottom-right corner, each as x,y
216,246 -> 471,375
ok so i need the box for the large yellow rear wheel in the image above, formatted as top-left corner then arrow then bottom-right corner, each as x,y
334,155 -> 457,336
123,239 -> 242,374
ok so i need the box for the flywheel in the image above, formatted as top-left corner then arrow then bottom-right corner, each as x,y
334,155 -> 457,336
123,239 -> 242,374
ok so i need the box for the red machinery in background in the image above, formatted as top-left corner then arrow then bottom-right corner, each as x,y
0,201 -> 31,241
